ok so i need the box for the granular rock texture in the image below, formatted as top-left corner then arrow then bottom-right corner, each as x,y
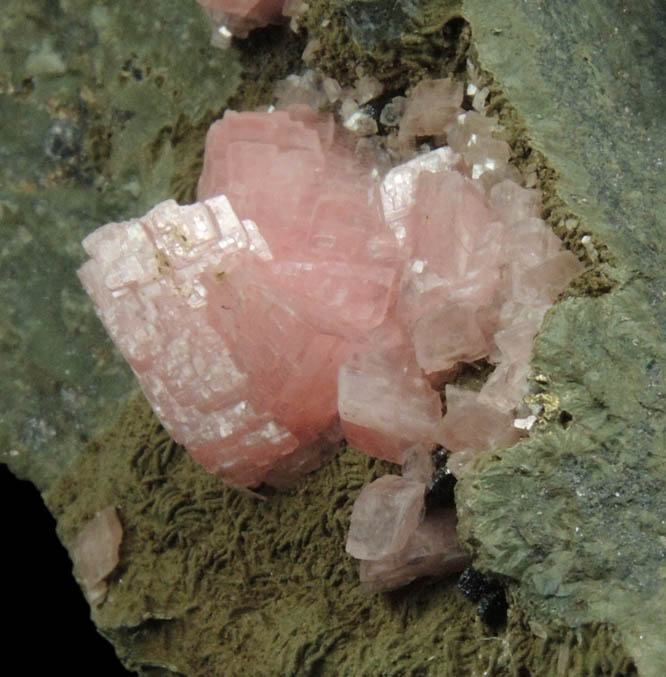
44,394 -> 637,675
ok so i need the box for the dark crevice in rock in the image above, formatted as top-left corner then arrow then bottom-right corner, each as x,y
306,1 -> 469,89
227,24 -> 307,111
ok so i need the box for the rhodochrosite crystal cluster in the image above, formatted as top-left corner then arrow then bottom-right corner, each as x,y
79,79 -> 582,589
346,444 -> 472,591
196,0 -> 293,38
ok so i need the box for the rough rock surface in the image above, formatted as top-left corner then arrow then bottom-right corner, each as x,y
456,2 -> 666,675
43,397 -> 637,675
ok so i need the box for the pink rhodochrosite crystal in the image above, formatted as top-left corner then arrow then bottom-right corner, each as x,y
398,78 -> 464,145
79,97 -> 584,483
80,78 -> 585,589
196,0 -> 287,37
73,506 -> 123,604
360,510 -> 471,593
346,475 -> 426,560
337,349 -> 442,464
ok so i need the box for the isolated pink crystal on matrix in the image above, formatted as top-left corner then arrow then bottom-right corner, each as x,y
72,506 -> 123,604
360,510 -> 471,592
346,475 -> 426,560
345,450 -> 470,591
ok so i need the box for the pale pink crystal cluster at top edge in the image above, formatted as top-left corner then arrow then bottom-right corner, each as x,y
79,79 -> 583,589
196,0 -> 290,37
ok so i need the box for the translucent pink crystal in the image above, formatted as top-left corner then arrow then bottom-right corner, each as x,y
413,301 -> 490,374
398,78 -> 464,144
197,0 -> 286,37
359,509 -> 471,592
433,385 -> 522,474
79,90 -> 588,591
401,444 -> 435,484
345,470 -> 470,592
338,349 -> 442,464
80,196 -> 303,487
346,475 -> 426,560
445,111 -> 517,185
81,100 -> 583,490
73,506 -> 122,603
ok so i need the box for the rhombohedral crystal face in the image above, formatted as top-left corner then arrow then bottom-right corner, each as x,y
79,80 -> 583,589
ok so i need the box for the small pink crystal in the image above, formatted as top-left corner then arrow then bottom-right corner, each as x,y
73,506 -> 122,603
345,447 -> 471,592
398,79 -> 464,144
401,444 -> 435,484
445,111 -> 516,185
197,0 -> 287,37
346,475 -> 426,560
359,509 -> 471,592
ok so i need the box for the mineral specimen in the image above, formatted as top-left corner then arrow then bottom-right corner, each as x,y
359,510 -> 471,592
398,78 -> 463,145
80,81 -> 582,488
346,457 -> 471,592
346,475 -> 427,560
79,77 -> 583,588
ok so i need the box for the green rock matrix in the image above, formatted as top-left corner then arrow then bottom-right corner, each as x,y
456,2 -> 666,675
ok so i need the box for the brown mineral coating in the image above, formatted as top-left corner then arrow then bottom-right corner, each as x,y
45,395 -> 636,675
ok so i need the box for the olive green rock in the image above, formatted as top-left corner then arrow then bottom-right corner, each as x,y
456,2 -> 666,675
0,0 -> 241,489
